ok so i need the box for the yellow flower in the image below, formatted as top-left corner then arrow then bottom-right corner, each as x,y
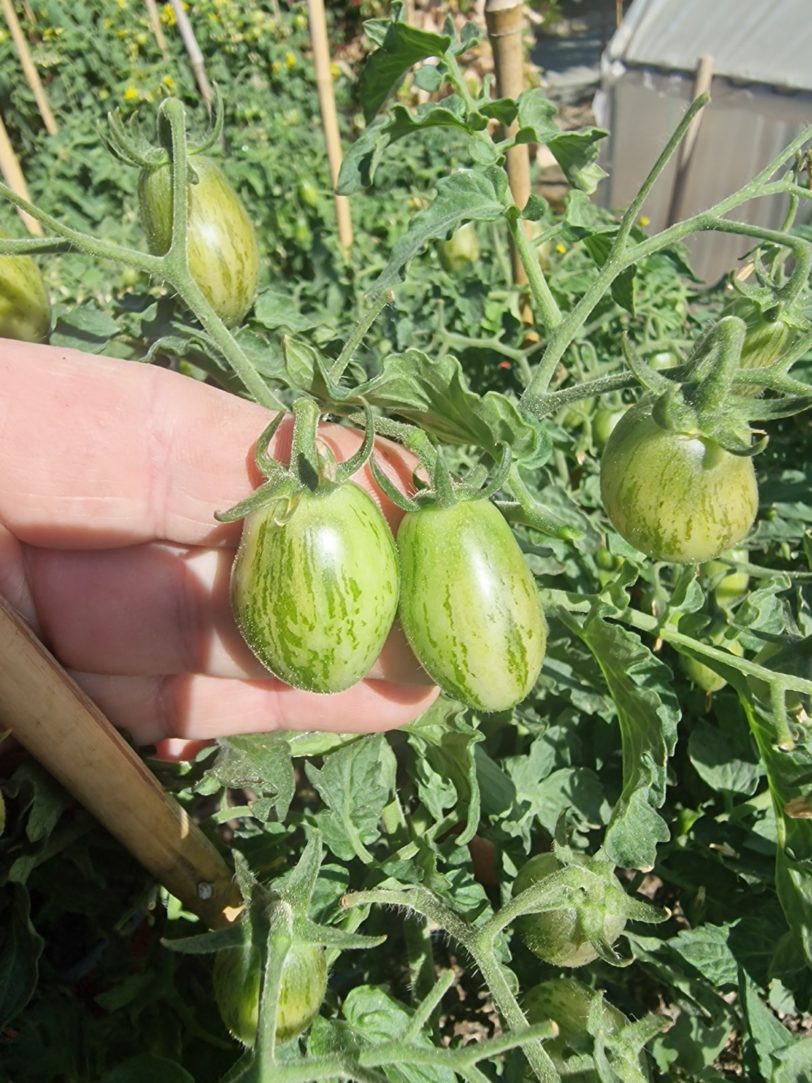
555,242 -> 567,254
330,61 -> 341,79
116,0 -> 129,9
161,73 -> 175,91
638,215 -> 651,227
271,59 -> 281,75
160,3 -> 176,26
285,50 -> 296,68
123,85 -> 140,101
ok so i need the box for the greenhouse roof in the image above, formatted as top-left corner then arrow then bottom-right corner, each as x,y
607,0 -> 812,93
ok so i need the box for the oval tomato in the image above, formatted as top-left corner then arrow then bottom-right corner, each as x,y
513,853 -> 626,968
600,401 -> 758,563
0,239 -> 50,342
703,548 -> 750,608
213,937 -> 327,1047
231,483 -> 400,693
397,499 -> 546,712
138,155 -> 260,326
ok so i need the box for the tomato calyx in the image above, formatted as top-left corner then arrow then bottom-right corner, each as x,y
216,398 -> 377,525
104,88 -> 225,172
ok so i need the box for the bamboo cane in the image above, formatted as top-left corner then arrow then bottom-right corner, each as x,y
485,0 -> 531,286
144,0 -> 169,59
666,54 -> 714,225
307,0 -> 353,251
0,109 -> 41,235
0,595 -> 243,929
0,0 -> 58,136
169,0 -> 214,114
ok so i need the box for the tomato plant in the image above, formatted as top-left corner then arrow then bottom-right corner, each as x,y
139,154 -> 260,326
600,400 -> 759,563
2,6 -> 812,1082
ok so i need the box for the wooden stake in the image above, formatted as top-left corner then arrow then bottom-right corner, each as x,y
169,0 -> 214,114
0,596 -> 243,929
144,0 -> 169,59
667,54 -> 714,225
0,109 -> 41,235
485,0 -> 531,285
307,0 -> 353,251
0,0 -> 58,136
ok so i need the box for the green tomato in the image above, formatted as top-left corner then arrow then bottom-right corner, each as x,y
138,155 -> 260,326
600,401 -> 758,563
679,636 -> 744,693
723,294 -> 798,376
231,483 -> 400,693
0,238 -> 50,342
513,853 -> 626,968
296,178 -> 319,208
522,978 -> 648,1083
591,405 -> 625,450
214,936 -> 327,1047
703,548 -> 750,608
397,498 -> 546,712
438,222 -> 480,273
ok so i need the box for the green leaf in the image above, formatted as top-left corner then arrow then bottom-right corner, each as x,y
0,885 -> 44,1028
688,719 -> 762,796
371,166 -> 508,290
559,608 -> 680,870
305,735 -> 397,863
770,1037 -> 812,1083
366,347 -> 542,458
359,20 -> 452,123
98,1054 -> 195,1083
514,89 -> 608,193
207,733 -> 296,821
738,967 -> 794,1081
406,707 -> 485,845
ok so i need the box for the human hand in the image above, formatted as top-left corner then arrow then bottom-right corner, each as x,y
0,341 -> 439,759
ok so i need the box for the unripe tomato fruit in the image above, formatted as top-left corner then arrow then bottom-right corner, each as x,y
438,222 -> 479,273
138,155 -> 260,326
513,853 -> 626,968
679,635 -> 744,694
600,401 -> 758,563
0,239 -> 50,342
522,978 -> 649,1083
213,938 -> 327,1046
396,499 -> 546,712
231,484 -> 400,693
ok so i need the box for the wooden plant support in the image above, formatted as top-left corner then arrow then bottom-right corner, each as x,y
169,0 -> 214,114
307,0 -> 353,251
0,108 -> 41,235
0,595 -> 243,929
666,54 -> 714,225
144,0 -> 169,60
0,0 -> 58,136
485,0 -> 531,287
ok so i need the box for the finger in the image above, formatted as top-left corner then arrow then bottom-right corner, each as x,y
72,671 -> 440,745
26,541 -> 428,684
0,342 -> 416,549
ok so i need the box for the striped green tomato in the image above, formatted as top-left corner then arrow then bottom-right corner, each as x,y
214,936 -> 327,1047
231,483 -> 400,693
396,499 -> 546,712
138,155 -> 259,326
600,401 -> 758,564
0,239 -> 50,342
